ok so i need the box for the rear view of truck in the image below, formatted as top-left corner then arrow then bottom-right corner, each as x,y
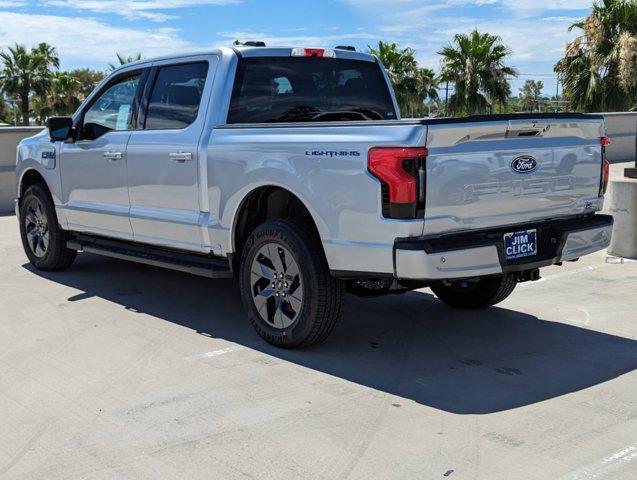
389,114 -> 613,307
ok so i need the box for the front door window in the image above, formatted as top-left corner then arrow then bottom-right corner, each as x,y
81,74 -> 141,140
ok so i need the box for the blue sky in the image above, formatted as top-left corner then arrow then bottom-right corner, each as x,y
0,0 -> 594,96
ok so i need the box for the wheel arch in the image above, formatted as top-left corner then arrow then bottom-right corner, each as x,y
231,185 -> 326,264
17,167 -> 66,228
18,168 -> 51,199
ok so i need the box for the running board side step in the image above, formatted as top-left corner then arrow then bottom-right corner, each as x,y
67,234 -> 234,279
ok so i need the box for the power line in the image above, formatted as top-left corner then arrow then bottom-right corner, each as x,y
514,73 -> 559,77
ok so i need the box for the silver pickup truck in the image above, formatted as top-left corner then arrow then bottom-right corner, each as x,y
15,45 -> 613,348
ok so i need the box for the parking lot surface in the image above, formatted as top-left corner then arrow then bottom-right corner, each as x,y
0,214 -> 636,480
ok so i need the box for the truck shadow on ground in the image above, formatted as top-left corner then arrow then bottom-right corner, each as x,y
25,253 -> 637,415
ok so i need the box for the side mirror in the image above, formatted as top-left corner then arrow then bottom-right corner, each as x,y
47,116 -> 73,142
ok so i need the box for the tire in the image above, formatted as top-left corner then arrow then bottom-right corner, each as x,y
19,184 -> 76,271
430,274 -> 517,310
238,219 -> 345,348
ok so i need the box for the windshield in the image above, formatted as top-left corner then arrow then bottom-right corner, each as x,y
227,56 -> 397,124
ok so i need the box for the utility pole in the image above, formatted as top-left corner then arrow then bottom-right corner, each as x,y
8,98 -> 18,126
444,81 -> 449,117
555,74 -> 560,113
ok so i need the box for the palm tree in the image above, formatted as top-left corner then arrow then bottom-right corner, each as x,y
33,42 -> 60,72
368,41 -> 438,116
412,68 -> 440,116
46,71 -> 83,121
0,96 -> 12,124
555,0 -> 637,111
519,80 -> 545,112
108,53 -> 143,72
438,29 -> 517,115
0,43 -> 59,125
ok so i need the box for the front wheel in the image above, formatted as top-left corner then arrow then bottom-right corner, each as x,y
19,184 -> 76,271
238,219 -> 345,348
430,274 -> 517,310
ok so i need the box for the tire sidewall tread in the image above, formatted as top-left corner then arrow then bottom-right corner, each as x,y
239,219 -> 344,348
431,274 -> 517,310
19,184 -> 76,271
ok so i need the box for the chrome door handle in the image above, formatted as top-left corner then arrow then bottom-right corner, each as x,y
103,151 -> 124,161
169,152 -> 193,163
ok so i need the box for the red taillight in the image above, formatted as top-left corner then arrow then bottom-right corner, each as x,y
368,147 -> 428,219
602,158 -> 610,194
291,48 -> 336,58
600,137 -> 610,195
304,48 -> 324,57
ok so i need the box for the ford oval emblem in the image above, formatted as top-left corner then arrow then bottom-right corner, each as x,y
511,155 -> 538,174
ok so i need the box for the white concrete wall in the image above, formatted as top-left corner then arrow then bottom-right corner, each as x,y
601,112 -> 637,164
0,127 -> 45,212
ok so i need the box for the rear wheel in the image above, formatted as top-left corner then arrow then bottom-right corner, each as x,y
19,184 -> 76,271
430,274 -> 517,310
239,219 -> 345,348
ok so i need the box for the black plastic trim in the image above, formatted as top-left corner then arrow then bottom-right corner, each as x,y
331,270 -> 395,280
395,214 -> 613,274
67,234 -> 233,278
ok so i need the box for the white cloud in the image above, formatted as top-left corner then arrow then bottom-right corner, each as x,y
340,0 -> 592,93
42,0 -> 240,22
0,11 -> 195,68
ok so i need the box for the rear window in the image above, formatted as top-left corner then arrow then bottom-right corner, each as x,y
227,57 -> 396,124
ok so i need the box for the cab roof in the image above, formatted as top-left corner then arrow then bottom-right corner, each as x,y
112,46 -> 377,73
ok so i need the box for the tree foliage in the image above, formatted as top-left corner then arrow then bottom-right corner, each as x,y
0,43 -> 59,125
368,41 -> 439,117
108,53 -> 143,72
555,0 -> 637,111
438,29 -> 517,115
69,68 -> 106,99
0,43 -> 107,125
519,80 -> 545,112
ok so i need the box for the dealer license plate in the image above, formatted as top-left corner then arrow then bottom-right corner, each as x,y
503,229 -> 537,260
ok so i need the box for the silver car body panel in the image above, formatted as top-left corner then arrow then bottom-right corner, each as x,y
560,223 -> 613,262
126,54 -> 220,251
15,46 -> 609,277
395,245 -> 503,280
59,132 -> 134,239
423,119 -> 605,237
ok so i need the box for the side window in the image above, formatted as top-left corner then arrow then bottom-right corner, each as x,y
82,74 -> 141,140
144,62 -> 209,130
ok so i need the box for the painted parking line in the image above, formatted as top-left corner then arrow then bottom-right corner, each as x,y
184,345 -> 243,361
518,264 -> 607,286
558,444 -> 637,480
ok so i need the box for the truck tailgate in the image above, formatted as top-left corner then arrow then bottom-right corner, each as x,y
423,116 -> 605,236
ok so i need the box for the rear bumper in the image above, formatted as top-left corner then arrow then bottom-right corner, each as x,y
394,215 -> 613,281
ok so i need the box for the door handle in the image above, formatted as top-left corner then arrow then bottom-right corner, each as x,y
169,152 -> 193,163
103,151 -> 124,161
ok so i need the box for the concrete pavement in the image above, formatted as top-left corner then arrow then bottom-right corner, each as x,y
0,215 -> 636,479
